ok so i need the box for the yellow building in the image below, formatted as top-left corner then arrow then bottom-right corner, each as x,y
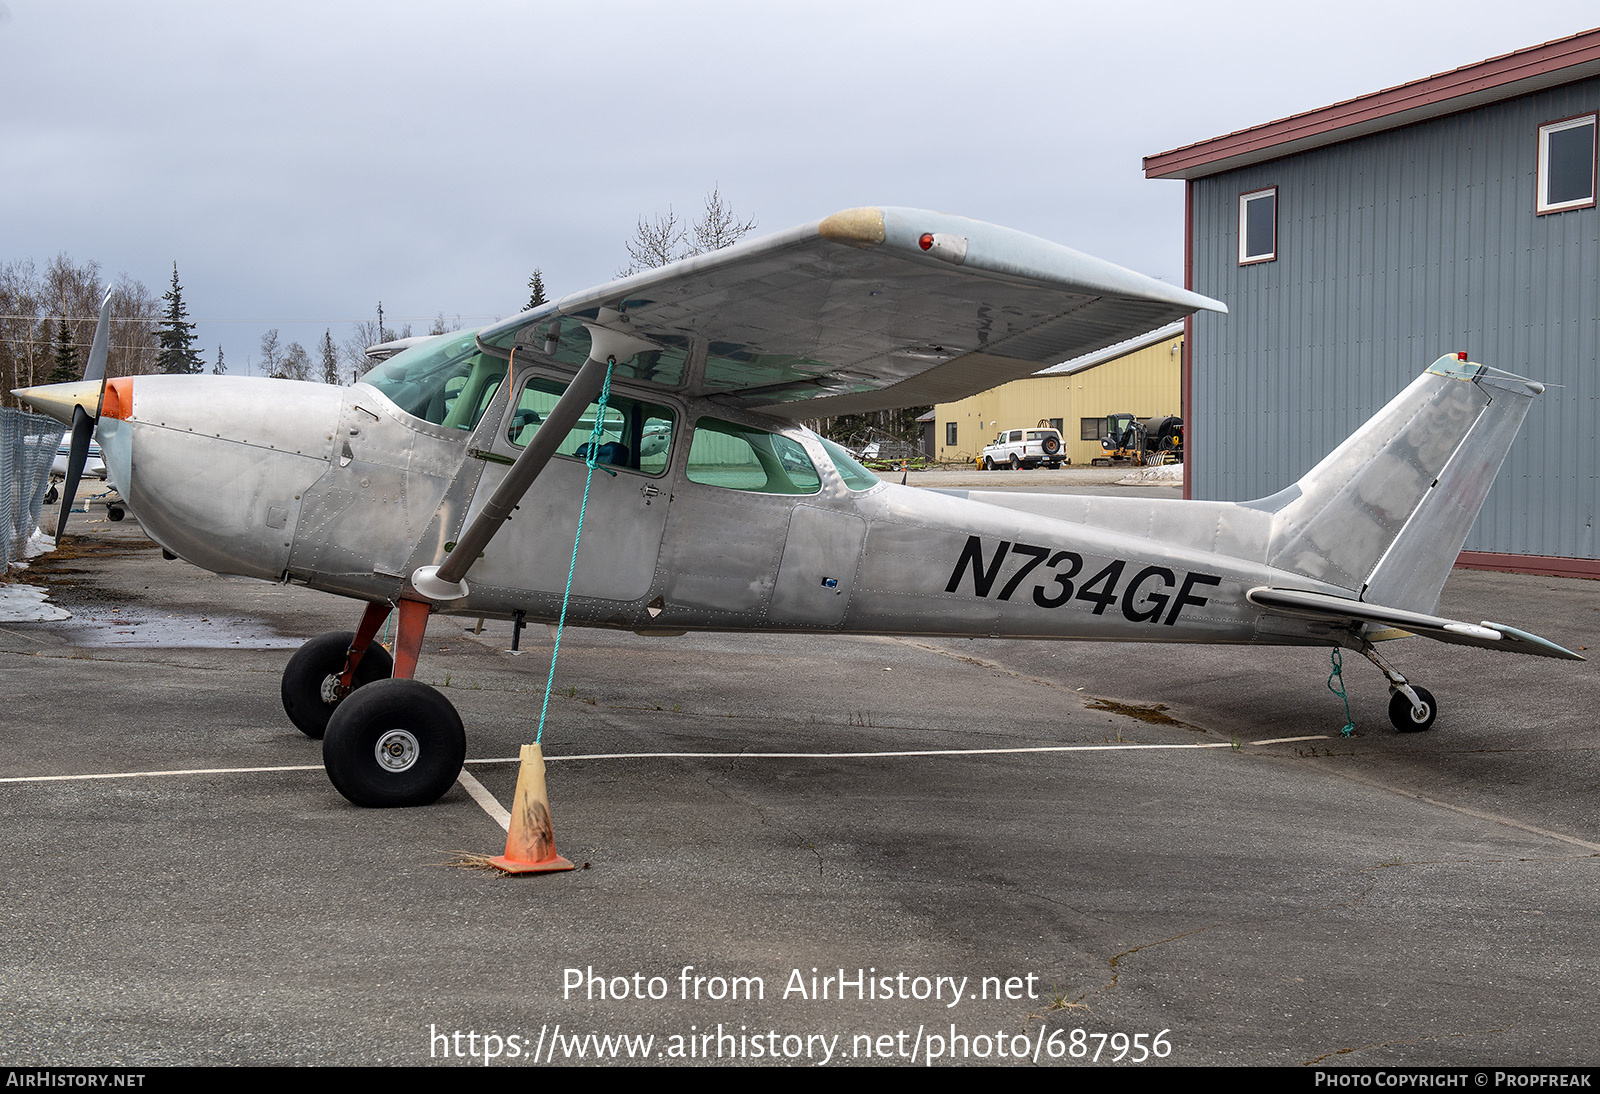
931,323 -> 1183,466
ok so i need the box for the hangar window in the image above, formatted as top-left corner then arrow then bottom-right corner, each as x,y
1239,187 -> 1277,264
945,422 -> 958,446
686,418 -> 820,494
507,375 -> 676,476
1538,114 -> 1597,214
1081,417 -> 1107,441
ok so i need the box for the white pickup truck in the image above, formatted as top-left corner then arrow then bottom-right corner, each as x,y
980,427 -> 1065,470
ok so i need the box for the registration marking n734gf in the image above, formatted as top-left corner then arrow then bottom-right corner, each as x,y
944,535 -> 1222,626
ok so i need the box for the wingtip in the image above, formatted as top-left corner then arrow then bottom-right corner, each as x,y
818,207 -> 885,248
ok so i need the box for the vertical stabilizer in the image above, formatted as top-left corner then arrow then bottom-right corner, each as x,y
1262,356 -> 1541,614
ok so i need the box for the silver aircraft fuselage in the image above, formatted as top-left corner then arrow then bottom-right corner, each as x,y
95,368 -> 1398,655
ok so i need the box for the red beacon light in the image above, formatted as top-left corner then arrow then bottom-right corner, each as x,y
1457,351 -> 1468,360
914,230 -> 968,264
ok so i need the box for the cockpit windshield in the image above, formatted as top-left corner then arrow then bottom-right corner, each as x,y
359,330 -> 508,431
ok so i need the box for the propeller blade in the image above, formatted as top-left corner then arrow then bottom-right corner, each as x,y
50,287 -> 114,540
84,287 -> 112,386
54,405 -> 94,541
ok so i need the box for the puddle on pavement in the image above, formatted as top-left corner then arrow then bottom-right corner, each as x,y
30,605 -> 302,649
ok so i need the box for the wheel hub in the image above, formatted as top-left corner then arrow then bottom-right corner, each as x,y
320,674 -> 350,705
374,729 -> 420,773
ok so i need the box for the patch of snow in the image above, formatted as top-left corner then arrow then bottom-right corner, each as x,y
24,527 -> 56,559
1116,464 -> 1184,487
0,583 -> 70,622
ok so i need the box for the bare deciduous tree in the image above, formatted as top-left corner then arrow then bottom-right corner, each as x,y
259,329 -> 282,377
0,258 -> 45,400
618,207 -> 687,277
0,256 -> 158,407
282,341 -> 312,382
692,186 -> 757,254
341,319 -> 384,383
619,188 -> 757,276
107,275 -> 160,379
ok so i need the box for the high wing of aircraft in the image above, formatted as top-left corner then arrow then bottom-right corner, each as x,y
15,206 -> 1582,811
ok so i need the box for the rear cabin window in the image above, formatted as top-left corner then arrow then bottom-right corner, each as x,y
686,418 -> 820,494
507,375 -> 675,476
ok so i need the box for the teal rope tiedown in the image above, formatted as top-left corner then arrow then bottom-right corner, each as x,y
1326,647 -> 1356,738
535,356 -> 616,744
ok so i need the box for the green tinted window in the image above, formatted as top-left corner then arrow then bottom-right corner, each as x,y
361,330 -> 508,431
686,418 -> 820,494
508,376 -> 675,476
816,435 -> 882,491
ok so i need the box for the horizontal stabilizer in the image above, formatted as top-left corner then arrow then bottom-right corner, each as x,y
1247,587 -> 1584,661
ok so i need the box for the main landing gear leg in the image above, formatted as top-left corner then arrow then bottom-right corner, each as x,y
340,601 -> 392,687
389,597 -> 431,680
322,596 -> 465,807
1359,640 -> 1438,733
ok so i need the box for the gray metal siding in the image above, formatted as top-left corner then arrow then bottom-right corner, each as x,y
1190,77 -> 1600,560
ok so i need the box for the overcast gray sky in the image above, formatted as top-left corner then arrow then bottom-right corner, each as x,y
4,0 -> 1597,374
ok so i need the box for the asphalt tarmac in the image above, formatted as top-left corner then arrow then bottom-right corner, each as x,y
1,488 -> 1596,1068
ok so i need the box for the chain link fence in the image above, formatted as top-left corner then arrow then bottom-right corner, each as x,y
1,409 -> 62,569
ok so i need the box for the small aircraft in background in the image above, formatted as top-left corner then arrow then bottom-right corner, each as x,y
16,206 -> 1581,809
48,437 -> 105,493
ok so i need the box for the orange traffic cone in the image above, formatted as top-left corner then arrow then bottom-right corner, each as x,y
489,743 -> 576,874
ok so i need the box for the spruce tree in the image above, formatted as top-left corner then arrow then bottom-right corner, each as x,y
154,262 -> 204,374
213,345 -> 226,375
50,316 -> 78,383
526,269 -> 548,311
321,330 -> 339,384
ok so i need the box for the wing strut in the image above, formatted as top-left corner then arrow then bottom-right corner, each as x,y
409,322 -> 657,601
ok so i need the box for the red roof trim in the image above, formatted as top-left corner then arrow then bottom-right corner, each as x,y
1146,27 -> 1600,179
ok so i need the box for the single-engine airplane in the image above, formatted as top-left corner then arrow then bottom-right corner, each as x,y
16,206 -> 1582,808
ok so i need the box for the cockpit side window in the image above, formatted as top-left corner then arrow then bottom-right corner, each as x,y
686,417 -> 821,495
507,375 -> 676,476
360,331 -> 507,432
815,435 -> 883,491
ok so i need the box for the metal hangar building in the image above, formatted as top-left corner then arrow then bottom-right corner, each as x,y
1145,28 -> 1600,578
